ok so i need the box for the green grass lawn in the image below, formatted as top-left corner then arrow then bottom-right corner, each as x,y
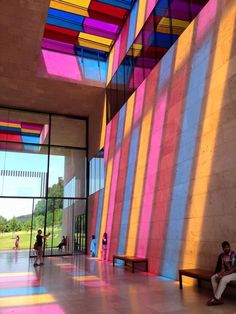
0,229 -> 63,250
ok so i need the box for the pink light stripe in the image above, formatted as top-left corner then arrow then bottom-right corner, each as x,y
1,304 -> 65,314
137,91 -> 168,257
133,85 -> 146,126
196,0 -> 217,43
0,280 -> 40,289
104,123 -> 112,165
80,280 -> 109,287
105,148 -> 121,255
0,276 -> 37,283
42,49 -> 82,81
145,0 -> 158,19
59,265 -> 76,270
112,34 -> 121,77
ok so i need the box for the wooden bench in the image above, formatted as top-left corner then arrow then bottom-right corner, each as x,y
179,268 -> 236,289
113,255 -> 148,273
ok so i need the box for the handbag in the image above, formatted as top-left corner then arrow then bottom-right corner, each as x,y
33,242 -> 38,250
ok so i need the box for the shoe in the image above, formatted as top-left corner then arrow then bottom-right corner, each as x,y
40,263 -> 44,265
207,297 -> 223,306
33,263 -> 40,267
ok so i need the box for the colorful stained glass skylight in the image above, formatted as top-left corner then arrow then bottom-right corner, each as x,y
42,0 -> 137,60
0,120 -> 48,151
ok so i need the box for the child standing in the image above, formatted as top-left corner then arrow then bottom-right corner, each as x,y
90,235 -> 96,257
101,232 -> 107,261
14,235 -> 20,250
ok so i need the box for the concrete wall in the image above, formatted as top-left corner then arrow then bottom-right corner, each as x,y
88,0 -> 236,278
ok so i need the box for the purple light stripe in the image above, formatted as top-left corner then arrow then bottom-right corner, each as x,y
41,38 -> 75,55
83,18 -> 119,33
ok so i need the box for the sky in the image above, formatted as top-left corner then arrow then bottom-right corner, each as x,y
0,150 -> 64,220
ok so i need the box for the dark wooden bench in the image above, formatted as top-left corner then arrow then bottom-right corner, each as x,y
113,255 -> 148,273
179,268 -> 236,289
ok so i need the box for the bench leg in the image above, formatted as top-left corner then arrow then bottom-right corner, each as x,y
146,261 -> 148,272
113,257 -> 115,267
132,262 -> 135,273
179,271 -> 183,289
197,278 -> 201,288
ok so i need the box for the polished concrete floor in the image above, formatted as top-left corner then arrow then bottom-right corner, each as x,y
0,251 -> 235,314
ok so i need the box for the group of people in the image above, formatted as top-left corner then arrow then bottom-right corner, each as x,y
90,232 -> 107,260
32,230 -> 236,306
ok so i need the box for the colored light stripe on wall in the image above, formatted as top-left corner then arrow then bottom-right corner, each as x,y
126,70 -> 159,256
94,188 -> 104,256
182,0 -> 233,268
162,33 -> 212,278
137,90 -> 168,257
108,93 -> 135,258
98,115 -> 119,256
117,84 -> 145,254
106,105 -> 126,255
135,0 -> 147,37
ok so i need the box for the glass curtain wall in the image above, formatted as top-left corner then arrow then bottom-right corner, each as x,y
0,108 -> 87,256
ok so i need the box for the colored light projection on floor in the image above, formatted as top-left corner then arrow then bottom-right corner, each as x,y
0,120 -> 48,151
89,0 -> 235,278
0,272 -> 64,313
42,0 -> 137,59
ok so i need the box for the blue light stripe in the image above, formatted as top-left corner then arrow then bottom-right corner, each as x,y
161,34 -> 212,279
95,189 -> 105,255
126,0 -> 138,53
0,286 -> 47,297
96,0 -> 134,10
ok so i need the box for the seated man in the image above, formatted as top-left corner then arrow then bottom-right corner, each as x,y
207,241 -> 236,306
58,236 -> 67,250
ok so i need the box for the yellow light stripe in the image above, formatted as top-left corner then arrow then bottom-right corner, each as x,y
126,101 -> 153,255
78,39 -> 111,52
0,272 -> 34,277
0,294 -> 55,307
55,263 -> 73,266
50,0 -> 91,16
78,32 -> 113,46
99,96 -> 107,150
127,43 -> 143,57
135,0 -> 147,37
73,275 -> 100,281
174,22 -> 194,72
123,93 -> 135,139
0,122 -> 20,128
106,47 -> 114,85
157,18 -> 189,35
182,4 -> 235,268
21,129 -> 40,134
